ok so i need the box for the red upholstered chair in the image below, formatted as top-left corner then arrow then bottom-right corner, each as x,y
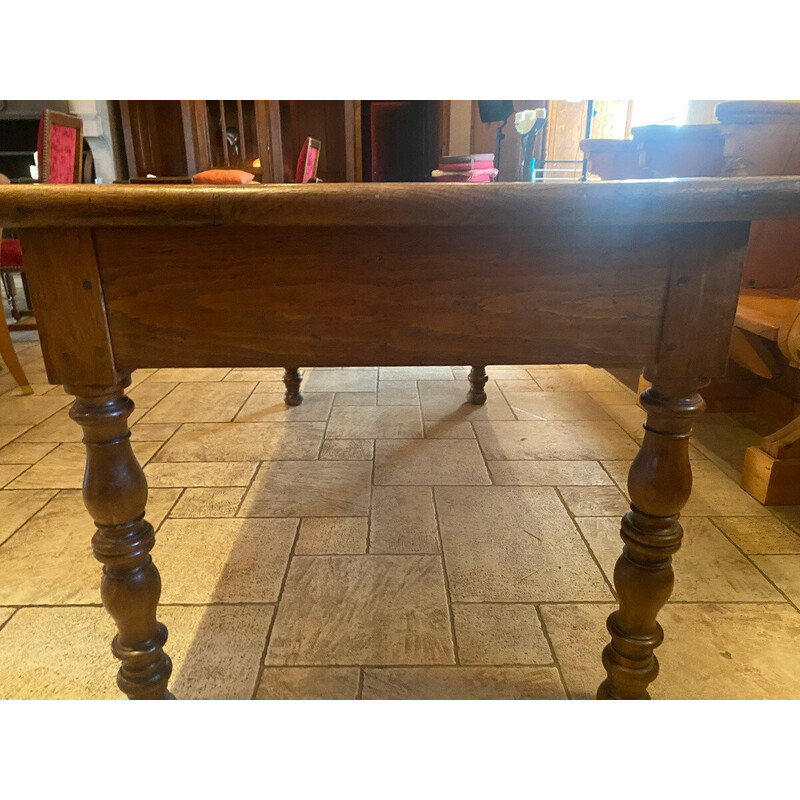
0,110 -> 84,330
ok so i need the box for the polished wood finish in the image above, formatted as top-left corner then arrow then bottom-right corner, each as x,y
2,178 -> 800,699
467,366 -> 488,405
68,380 -> 173,699
0,303 -> 32,393
598,381 -> 705,699
282,366 -> 303,406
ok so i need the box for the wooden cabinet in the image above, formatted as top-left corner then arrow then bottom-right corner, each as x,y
116,100 -> 449,183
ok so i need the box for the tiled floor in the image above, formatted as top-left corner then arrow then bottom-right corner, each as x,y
1,331 -> 799,699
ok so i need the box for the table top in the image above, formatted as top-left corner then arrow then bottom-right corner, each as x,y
2,177 -> 800,229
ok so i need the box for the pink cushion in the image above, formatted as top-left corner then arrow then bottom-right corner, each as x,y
44,124 -> 78,183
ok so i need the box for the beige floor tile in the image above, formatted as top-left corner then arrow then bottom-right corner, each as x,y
255,667 -> 360,699
0,489 -> 180,604
0,608 -> 13,627
240,461 -> 372,517
713,517 -> 800,554
379,366 -> 453,381
18,405 -> 144,444
423,420 -> 475,439
148,368 -> 231,382
153,422 -> 325,462
0,425 -> 33,449
540,602 -> 800,699
362,666 -> 566,699
601,405 -> 646,437
0,604 -> 274,700
2,383 -> 60,398
145,461 -> 257,487
0,489 -> 56,545
374,439 -> 490,486
602,459 -> 772,517
531,369 -> 622,392
505,392 -> 611,422
236,391 -> 333,422
0,464 -> 28,488
223,368 -> 286,382
296,517 -> 368,555
496,380 -> 543,393
577,517 -> 781,602
750,555 -> 800,606
304,368 -> 377,393
370,486 -> 439,553
127,381 -> 179,409
474,420 -> 640,461
768,506 -> 800,533
453,604 -> 553,665
142,382 -> 255,423
156,517 -> 297,603
452,366 -> 533,381
0,441 -> 57,464
0,395 -> 72,426
691,413 -> 762,474
7,441 -> 160,489
488,460 -> 612,486
267,555 -> 454,666
559,486 -> 629,516
377,381 -> 419,406
588,390 -> 639,406
436,486 -> 612,602
320,439 -> 374,460
167,605 -> 275,700
333,392 -> 377,406
170,487 -> 246,517
327,406 -> 423,439
131,422 -> 181,441
17,407 -> 83,443
419,380 -> 515,421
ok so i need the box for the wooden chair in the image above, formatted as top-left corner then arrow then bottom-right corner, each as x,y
715,101 -> 800,503
0,110 -> 84,332
583,107 -> 800,504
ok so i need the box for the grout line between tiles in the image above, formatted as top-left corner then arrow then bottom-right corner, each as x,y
707,518 -> 800,613
533,604 -> 572,699
431,487 -> 459,665
553,486 -> 618,600
356,667 -> 364,700
250,517 -> 302,699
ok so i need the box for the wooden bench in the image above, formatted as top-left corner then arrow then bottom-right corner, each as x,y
584,110 -> 800,504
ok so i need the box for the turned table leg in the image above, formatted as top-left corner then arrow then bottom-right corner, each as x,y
597,380 -> 704,700
283,366 -> 303,406
68,380 -> 173,700
467,365 -> 488,405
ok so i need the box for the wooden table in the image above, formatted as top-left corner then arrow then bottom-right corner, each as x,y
2,178 -> 800,700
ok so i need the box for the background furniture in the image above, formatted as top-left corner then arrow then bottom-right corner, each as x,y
115,100 -> 450,184
3,178 -> 799,702
0,110 -> 84,332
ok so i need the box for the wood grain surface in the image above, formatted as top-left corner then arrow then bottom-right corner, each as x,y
3,178 -> 800,229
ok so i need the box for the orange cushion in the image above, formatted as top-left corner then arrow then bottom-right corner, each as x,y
192,169 -> 255,185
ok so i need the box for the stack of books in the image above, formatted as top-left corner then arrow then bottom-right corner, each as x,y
432,153 -> 498,183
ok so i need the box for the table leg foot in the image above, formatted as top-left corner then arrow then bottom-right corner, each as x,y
467,365 -> 488,405
283,367 -> 303,406
69,380 -> 173,700
597,381 -> 704,700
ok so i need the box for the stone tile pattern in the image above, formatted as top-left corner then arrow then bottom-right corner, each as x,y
1,351 -> 799,700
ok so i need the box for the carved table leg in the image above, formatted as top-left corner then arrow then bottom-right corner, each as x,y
467,365 -> 488,405
68,380 -> 173,700
283,366 -> 303,406
597,380 -> 705,699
